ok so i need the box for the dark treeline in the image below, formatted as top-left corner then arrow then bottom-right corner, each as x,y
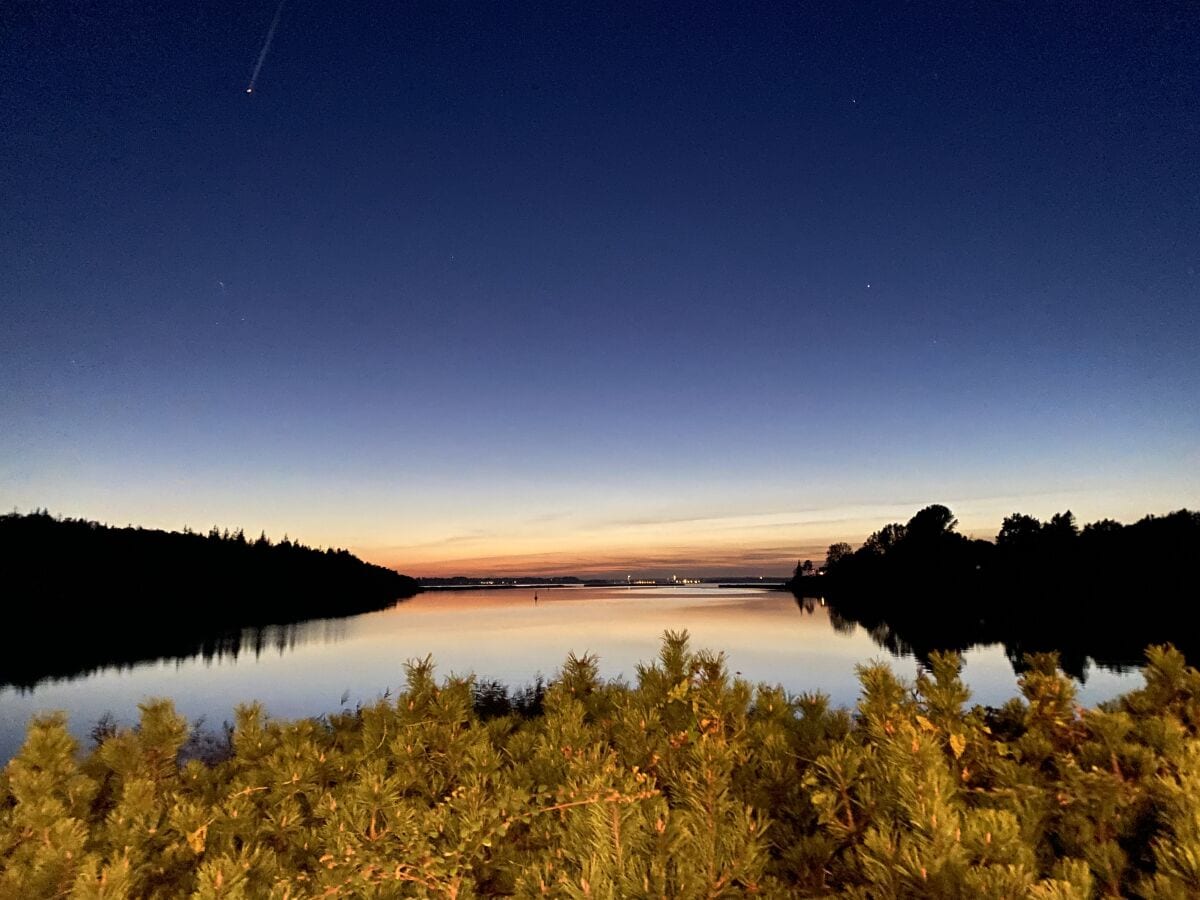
0,511 -> 420,688
789,504 -> 1200,677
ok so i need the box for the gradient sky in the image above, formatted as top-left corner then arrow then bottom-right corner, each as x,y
2,2 -> 1197,576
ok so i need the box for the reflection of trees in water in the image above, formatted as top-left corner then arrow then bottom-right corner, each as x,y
795,591 -> 1190,683
190,619 -> 351,667
826,610 -> 857,636
792,594 -> 915,652
4,612 -> 364,691
866,623 -> 919,660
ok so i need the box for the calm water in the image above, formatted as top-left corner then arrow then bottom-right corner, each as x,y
0,585 -> 1141,762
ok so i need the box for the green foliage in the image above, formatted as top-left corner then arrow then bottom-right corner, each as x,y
5,637 -> 1200,896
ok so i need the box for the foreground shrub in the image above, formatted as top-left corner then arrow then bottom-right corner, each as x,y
3,634 -> 1200,897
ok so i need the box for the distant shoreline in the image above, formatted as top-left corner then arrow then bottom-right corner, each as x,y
419,583 -> 579,591
419,579 -> 791,590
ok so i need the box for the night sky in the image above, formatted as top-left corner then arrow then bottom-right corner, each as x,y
3,2 -> 1197,576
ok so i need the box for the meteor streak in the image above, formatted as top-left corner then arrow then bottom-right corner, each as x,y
246,0 -> 287,94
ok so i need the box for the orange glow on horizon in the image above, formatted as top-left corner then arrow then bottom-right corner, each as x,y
343,505 -> 928,577
97,492 -> 1156,580
356,534 -> 840,579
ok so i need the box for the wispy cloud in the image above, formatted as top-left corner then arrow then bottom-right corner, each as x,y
367,531 -> 495,552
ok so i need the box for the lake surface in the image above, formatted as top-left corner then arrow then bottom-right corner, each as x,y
0,585 -> 1141,762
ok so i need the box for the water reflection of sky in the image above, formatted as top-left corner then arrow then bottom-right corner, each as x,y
0,586 -> 1141,762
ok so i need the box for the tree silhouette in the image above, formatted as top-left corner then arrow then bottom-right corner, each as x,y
824,542 -> 853,570
997,513 -> 1042,549
905,503 -> 958,539
791,505 -> 1200,677
0,511 -> 421,687
862,522 -> 906,556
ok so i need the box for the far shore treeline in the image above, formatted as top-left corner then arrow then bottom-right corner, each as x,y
790,504 -> 1200,677
0,511 -> 420,687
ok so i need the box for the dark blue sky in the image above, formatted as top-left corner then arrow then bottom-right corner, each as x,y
3,1 -> 1197,574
